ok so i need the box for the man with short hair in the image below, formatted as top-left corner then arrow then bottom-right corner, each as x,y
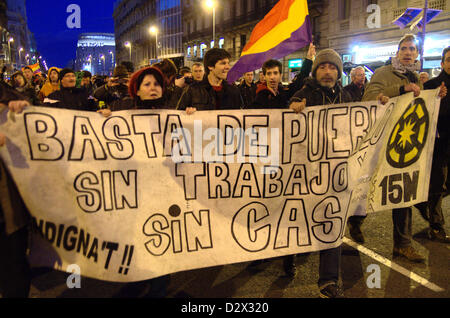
239,71 -> 257,108
344,66 -> 366,101
80,71 -> 94,96
191,62 -> 205,82
361,34 -> 447,260
44,68 -> 97,111
177,48 -> 243,111
251,42 -> 316,108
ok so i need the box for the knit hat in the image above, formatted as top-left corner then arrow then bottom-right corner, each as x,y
59,68 -> 75,81
113,65 -> 129,78
128,66 -> 165,99
312,49 -> 343,79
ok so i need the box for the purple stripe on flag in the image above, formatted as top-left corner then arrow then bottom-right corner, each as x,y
227,15 -> 312,83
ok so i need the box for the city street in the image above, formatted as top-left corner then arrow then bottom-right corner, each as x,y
28,199 -> 449,299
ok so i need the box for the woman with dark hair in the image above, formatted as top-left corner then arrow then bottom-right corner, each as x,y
10,71 -> 41,105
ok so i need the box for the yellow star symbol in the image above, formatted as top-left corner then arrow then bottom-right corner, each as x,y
397,119 -> 416,149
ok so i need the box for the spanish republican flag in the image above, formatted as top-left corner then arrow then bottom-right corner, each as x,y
227,0 -> 312,83
23,63 -> 41,74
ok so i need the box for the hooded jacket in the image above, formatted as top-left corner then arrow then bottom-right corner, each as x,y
38,67 -> 60,101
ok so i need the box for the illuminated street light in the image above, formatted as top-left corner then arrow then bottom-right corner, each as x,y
124,41 -> 132,61
204,0 -> 216,47
109,51 -> 115,68
149,26 -> 159,59
100,54 -> 106,74
8,37 -> 13,62
18,47 -> 24,66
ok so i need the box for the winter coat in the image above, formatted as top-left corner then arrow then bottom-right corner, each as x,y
362,64 -> 423,101
289,77 -> 353,107
424,70 -> 450,139
45,86 -> 97,111
93,84 -> 129,107
343,82 -> 365,102
250,58 -> 313,109
238,81 -> 257,108
176,77 -> 243,110
110,96 -> 169,111
251,83 -> 291,109
39,82 -> 59,101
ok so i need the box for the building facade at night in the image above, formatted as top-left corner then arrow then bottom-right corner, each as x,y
324,0 -> 450,84
182,0 -> 324,82
113,0 -> 183,69
3,0 -> 36,73
74,33 -> 116,76
112,0 -> 448,82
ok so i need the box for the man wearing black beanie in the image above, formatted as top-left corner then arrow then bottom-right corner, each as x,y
44,68 -> 97,111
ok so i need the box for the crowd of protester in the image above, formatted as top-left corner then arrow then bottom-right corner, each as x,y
0,33 -> 448,298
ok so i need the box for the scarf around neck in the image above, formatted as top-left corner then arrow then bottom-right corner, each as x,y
391,56 -> 421,73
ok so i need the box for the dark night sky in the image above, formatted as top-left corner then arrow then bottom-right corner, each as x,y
26,0 -> 115,68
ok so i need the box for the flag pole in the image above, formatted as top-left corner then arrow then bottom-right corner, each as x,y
419,0 -> 428,71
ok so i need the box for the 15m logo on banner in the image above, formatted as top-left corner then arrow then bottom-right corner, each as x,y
386,98 -> 429,168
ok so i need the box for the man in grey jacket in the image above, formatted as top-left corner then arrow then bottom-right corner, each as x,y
353,34 -> 446,262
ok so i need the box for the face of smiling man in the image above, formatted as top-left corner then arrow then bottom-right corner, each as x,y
208,58 -> 230,82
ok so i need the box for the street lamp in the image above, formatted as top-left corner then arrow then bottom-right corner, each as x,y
18,47 -> 23,67
8,37 -> 13,62
149,26 -> 158,59
205,0 -> 216,47
109,51 -> 115,68
100,54 -> 105,74
124,41 -> 131,61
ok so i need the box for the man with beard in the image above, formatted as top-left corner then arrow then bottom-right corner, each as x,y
38,67 -> 60,101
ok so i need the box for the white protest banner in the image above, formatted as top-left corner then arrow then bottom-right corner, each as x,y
0,89 -> 440,282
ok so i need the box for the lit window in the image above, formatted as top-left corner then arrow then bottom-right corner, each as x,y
219,38 -> 224,48
187,46 -> 191,57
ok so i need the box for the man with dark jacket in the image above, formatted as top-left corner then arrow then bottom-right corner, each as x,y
252,43 -> 315,109
344,66 -> 366,102
44,68 -> 97,111
418,46 -> 450,242
288,48 -> 351,298
238,71 -> 257,108
177,48 -> 243,111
